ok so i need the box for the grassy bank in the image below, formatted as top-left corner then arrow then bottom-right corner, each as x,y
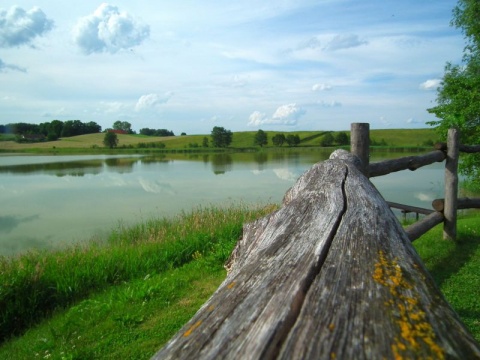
0,207 -> 479,358
0,205 -> 276,349
0,128 -> 439,153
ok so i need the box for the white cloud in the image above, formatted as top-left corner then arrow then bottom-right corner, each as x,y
0,58 -> 26,73
324,34 -> 367,51
72,3 -> 150,55
273,168 -> 298,181
0,6 -> 53,48
312,83 -> 332,91
247,111 -> 268,126
419,79 -> 441,91
317,100 -> 341,107
247,104 -> 305,127
138,177 -> 175,195
272,103 -> 305,121
135,92 -> 173,111
415,192 -> 433,202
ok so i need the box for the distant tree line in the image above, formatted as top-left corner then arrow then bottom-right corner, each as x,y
139,128 -> 175,137
254,131 -> 301,147
0,120 -> 101,141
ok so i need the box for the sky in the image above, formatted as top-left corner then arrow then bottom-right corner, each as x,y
0,1 -> 466,134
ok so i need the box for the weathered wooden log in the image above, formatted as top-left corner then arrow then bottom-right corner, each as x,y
404,211 -> 444,242
369,150 -> 445,177
152,149 -> 480,360
435,142 -> 480,153
460,144 -> 480,153
432,197 -> 480,212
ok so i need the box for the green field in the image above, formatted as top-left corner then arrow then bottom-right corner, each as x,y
0,128 -> 440,153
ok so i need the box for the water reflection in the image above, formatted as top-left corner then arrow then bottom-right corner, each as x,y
0,150 -> 455,256
211,154 -> 233,175
0,156 -> 141,176
0,214 -> 40,234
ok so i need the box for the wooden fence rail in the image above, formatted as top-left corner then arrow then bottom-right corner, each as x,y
153,150 -> 480,359
351,123 -> 480,241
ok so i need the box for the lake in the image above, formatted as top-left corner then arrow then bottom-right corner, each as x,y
0,150 -> 446,256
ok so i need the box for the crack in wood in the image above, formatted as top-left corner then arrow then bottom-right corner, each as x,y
261,165 -> 350,360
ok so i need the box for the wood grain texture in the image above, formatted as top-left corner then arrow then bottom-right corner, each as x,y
152,150 -> 480,360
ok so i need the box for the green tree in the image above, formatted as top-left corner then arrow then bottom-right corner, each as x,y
254,129 -> 268,147
113,121 -> 134,134
286,134 -> 300,147
272,133 -> 286,147
428,0 -> 480,187
103,131 -> 119,149
202,136 -> 209,147
210,126 -> 233,148
335,131 -> 349,145
320,133 -> 335,147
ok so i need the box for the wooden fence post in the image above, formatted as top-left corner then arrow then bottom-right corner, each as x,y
350,123 -> 370,177
444,128 -> 459,241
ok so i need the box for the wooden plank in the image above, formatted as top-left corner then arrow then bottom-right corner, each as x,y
152,150 -> 480,360
369,150 -> 445,177
386,201 -> 434,215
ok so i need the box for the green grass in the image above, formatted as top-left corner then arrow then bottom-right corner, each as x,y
0,208 -> 478,359
370,128 -> 439,147
0,205 -> 276,344
0,253 -> 227,359
413,214 -> 480,340
0,128 -> 439,153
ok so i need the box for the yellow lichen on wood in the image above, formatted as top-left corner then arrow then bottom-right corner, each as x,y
373,250 -> 445,360
183,320 -> 202,337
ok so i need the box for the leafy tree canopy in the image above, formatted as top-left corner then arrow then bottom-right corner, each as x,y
210,126 -> 233,148
254,129 -> 268,147
113,121 -> 134,134
335,131 -> 350,146
427,0 -> 480,187
139,128 -> 174,137
286,134 -> 300,147
320,133 -> 335,147
272,133 -> 286,147
103,131 -> 119,149
1,120 -> 101,140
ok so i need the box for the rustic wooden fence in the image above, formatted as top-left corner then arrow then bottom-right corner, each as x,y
351,123 -> 480,241
153,147 -> 480,359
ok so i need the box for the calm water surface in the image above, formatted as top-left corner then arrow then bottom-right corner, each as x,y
0,150 -> 445,255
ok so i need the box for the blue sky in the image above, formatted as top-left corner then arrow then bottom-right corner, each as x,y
0,1 -> 465,134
